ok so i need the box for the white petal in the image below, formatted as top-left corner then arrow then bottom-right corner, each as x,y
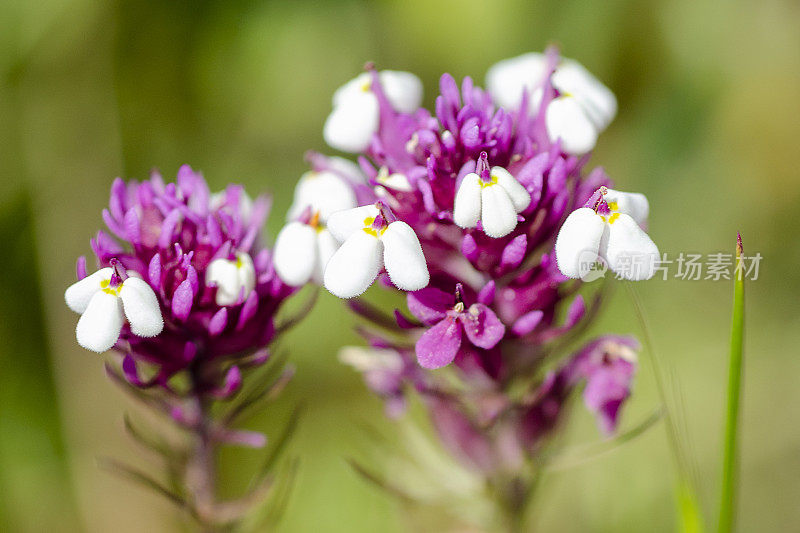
273,222 -> 317,287
480,185 -> 518,238
492,167 -> 530,212
377,172 -> 413,192
553,59 -> 617,130
76,291 -> 124,352
546,96 -> 599,155
379,70 -> 423,113
339,346 -> 404,373
555,207 -> 606,279
119,277 -> 164,337
236,252 -> 256,298
602,213 -> 659,281
452,173 -> 482,229
65,267 -> 112,314
323,92 -> 379,153
604,188 -> 649,227
485,52 -> 546,110
381,221 -> 429,291
323,231 -> 383,299
287,171 -> 357,222
314,228 -> 340,283
206,258 -> 241,306
326,204 -> 380,242
332,72 -> 371,107
327,156 -> 368,184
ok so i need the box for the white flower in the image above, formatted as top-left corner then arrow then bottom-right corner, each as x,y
206,252 -> 256,306
486,52 -> 548,112
453,166 -> 531,238
486,53 -> 617,155
286,169 -> 357,222
375,166 -> 413,192
338,346 -> 404,374
602,187 -> 649,227
323,70 -> 423,153
65,267 -> 164,352
323,204 -> 429,298
555,187 -> 658,281
273,212 -> 340,287
274,167 -> 359,287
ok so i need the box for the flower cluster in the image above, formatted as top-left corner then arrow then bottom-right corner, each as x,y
274,47 -> 658,478
65,165 -> 293,394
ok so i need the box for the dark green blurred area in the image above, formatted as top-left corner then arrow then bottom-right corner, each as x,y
1,0 -> 799,531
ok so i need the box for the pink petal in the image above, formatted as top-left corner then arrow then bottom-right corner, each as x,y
415,317 -> 462,369
407,287 -> 452,324
459,304 -> 505,349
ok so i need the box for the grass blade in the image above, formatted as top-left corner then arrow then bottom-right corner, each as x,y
718,233 -> 746,533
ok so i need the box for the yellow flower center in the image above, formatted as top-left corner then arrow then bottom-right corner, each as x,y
362,216 -> 387,237
479,175 -> 499,189
100,278 -> 122,296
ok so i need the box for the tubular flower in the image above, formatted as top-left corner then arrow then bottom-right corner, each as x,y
323,202 -> 429,298
64,165 -> 293,391
486,52 -> 617,154
453,152 -> 531,238
555,186 -> 659,280
324,69 -> 423,153
206,252 -> 256,306
338,346 -> 421,418
65,259 -> 163,352
273,155 -> 362,287
411,283 -> 505,369
274,209 -> 341,287
564,335 -> 639,434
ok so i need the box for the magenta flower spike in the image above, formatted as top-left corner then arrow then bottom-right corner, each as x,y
64,165 -> 303,530
287,47 -> 656,529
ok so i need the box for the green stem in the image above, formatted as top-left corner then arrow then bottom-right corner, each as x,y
718,234 -> 745,533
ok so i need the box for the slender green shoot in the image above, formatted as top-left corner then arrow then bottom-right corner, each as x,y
718,233 -> 746,533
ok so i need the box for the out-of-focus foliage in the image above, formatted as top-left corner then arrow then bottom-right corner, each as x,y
0,0 -> 798,531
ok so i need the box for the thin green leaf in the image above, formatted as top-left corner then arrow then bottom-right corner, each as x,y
346,458 -> 415,503
240,458 -> 299,532
223,348 -> 291,422
123,413 -> 180,460
97,457 -> 188,512
104,363 -> 174,419
250,405 -> 304,490
275,286 -> 319,335
718,233 -> 746,533
224,366 -> 295,425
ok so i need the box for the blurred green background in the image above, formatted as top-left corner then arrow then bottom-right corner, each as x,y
1,0 -> 799,531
